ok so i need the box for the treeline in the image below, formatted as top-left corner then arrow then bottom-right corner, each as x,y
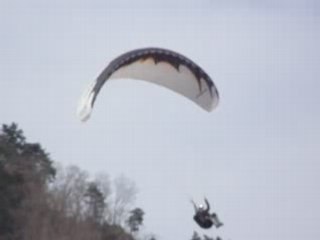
0,123 -> 146,240
191,231 -> 222,240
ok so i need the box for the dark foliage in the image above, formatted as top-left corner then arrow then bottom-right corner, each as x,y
0,123 -> 55,239
126,208 -> 144,232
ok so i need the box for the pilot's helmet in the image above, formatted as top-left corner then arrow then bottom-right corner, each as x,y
198,204 -> 204,210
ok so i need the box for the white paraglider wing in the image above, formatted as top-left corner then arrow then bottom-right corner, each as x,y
77,48 -> 219,121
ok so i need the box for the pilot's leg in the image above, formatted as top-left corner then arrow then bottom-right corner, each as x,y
211,213 -> 223,228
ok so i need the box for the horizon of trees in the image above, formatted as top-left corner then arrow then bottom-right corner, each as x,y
0,123 -> 148,240
191,231 -> 222,240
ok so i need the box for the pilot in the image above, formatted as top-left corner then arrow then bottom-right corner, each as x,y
191,198 -> 223,229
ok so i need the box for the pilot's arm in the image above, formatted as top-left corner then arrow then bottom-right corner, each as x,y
191,200 -> 198,212
204,198 -> 210,212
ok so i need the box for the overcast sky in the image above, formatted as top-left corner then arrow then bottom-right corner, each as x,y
1,1 -> 320,240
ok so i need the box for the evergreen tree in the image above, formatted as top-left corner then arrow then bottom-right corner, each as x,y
126,207 -> 144,232
0,123 -> 55,182
0,123 -> 56,239
85,181 -> 106,225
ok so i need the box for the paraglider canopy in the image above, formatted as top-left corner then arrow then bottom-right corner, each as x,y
77,48 -> 219,121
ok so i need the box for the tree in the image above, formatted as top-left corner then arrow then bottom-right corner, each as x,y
126,208 -> 144,233
110,175 -> 137,225
0,161 -> 23,239
0,123 -> 55,181
47,165 -> 101,240
85,182 -> 106,224
49,164 -> 89,220
0,123 -> 55,239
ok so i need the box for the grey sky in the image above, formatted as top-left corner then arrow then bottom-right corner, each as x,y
1,1 -> 320,239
